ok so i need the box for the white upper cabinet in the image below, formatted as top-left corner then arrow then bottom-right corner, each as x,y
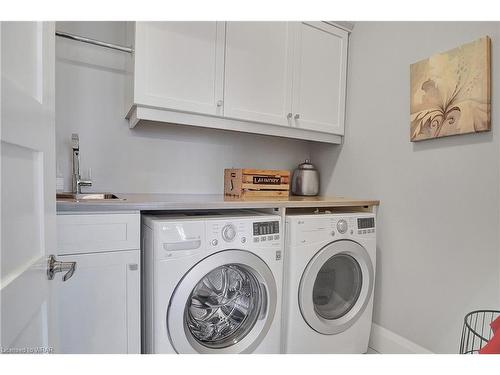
133,22 -> 225,116
291,22 -> 348,135
223,22 -> 294,127
127,21 -> 348,143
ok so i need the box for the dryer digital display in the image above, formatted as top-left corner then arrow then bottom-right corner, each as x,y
357,217 -> 375,229
253,221 -> 279,236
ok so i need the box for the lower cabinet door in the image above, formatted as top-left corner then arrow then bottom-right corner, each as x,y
53,250 -> 140,354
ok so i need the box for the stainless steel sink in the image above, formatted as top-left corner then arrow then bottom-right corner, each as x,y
57,192 -> 124,201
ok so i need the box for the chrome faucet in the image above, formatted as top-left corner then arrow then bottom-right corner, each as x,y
71,133 -> 92,194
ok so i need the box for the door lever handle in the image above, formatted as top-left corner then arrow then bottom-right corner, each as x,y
47,255 -> 77,282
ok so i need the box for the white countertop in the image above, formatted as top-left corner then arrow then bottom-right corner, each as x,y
56,193 -> 380,212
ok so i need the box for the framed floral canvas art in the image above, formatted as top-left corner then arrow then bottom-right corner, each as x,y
410,36 -> 491,141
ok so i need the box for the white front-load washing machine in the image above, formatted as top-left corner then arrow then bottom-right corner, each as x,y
142,211 -> 283,353
283,212 -> 376,353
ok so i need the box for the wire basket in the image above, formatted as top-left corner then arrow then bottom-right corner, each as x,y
460,310 -> 500,354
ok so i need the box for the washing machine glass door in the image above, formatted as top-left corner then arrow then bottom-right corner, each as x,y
299,240 -> 374,335
167,250 -> 277,353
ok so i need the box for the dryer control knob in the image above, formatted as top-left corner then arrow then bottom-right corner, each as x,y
337,219 -> 348,234
222,224 -> 236,242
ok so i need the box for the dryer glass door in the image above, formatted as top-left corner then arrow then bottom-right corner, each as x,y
299,240 -> 374,335
312,254 -> 362,320
167,250 -> 277,353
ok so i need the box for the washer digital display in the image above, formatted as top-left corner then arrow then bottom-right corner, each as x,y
357,217 -> 375,229
253,221 -> 279,236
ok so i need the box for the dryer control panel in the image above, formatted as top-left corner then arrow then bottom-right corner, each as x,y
288,212 -> 375,246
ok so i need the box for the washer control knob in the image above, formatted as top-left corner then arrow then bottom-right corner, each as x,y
222,224 -> 236,242
337,219 -> 348,234
241,237 -> 247,243
211,239 -> 218,246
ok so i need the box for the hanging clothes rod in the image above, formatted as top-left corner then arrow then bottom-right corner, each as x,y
55,30 -> 134,54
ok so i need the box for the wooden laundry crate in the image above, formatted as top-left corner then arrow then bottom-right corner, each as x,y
224,168 -> 290,198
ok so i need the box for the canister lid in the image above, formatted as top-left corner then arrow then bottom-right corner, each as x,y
298,159 -> 317,170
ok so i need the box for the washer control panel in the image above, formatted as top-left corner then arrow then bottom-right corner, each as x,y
207,217 -> 281,249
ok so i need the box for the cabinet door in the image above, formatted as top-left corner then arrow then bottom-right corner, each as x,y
291,22 -> 348,135
223,22 -> 294,126
53,250 -> 140,353
134,22 -> 225,116
1,21 -> 57,353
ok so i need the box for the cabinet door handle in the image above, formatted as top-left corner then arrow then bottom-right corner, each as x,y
294,114 -> 300,120
47,255 -> 77,282
216,100 -> 223,107
287,113 -> 292,119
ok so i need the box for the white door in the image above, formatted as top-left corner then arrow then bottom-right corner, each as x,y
1,22 -> 57,353
223,22 -> 294,127
299,240 -> 374,335
291,22 -> 348,135
53,250 -> 140,354
134,21 -> 225,116
167,250 -> 277,353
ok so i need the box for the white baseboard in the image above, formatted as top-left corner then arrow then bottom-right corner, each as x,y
369,323 -> 433,354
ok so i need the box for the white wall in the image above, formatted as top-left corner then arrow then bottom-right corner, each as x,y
313,22 -> 500,353
55,22 -> 310,193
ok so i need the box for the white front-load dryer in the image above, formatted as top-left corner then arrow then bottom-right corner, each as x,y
142,211 -> 283,353
283,212 -> 376,353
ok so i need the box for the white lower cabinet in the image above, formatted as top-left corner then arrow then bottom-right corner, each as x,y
55,213 -> 140,354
